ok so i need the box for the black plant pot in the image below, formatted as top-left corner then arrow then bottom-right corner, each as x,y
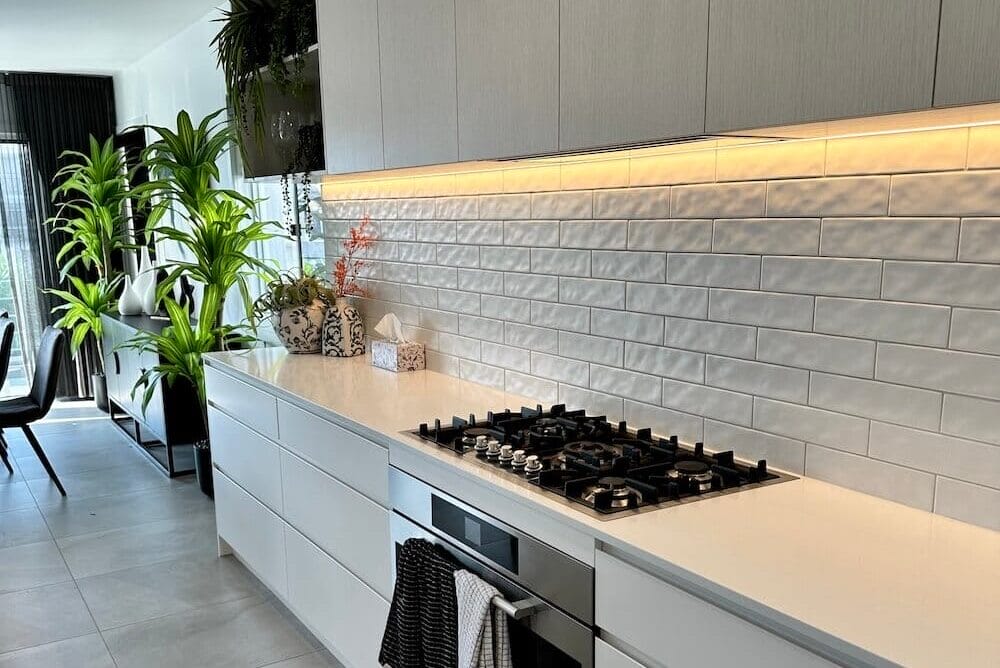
92,373 -> 109,413
193,442 -> 214,498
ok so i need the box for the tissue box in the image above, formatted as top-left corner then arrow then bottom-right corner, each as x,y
371,339 -> 425,372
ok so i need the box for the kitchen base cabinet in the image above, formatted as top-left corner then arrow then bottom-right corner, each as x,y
596,638 -> 646,668
595,552 -> 836,668
285,527 -> 390,668
209,407 -> 283,514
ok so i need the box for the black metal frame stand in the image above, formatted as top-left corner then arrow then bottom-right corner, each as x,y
109,400 -> 195,478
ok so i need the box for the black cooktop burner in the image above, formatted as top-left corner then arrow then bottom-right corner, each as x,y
412,404 -> 789,517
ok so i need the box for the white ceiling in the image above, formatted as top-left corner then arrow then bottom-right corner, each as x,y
0,0 -> 223,74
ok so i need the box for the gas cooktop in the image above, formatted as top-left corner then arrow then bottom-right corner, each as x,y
410,404 -> 793,518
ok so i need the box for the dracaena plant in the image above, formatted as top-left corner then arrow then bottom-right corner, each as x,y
48,276 -> 118,361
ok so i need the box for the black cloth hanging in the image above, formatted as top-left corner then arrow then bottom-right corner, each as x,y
379,538 -> 460,668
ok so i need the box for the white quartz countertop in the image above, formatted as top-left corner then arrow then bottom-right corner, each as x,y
205,348 -> 1000,668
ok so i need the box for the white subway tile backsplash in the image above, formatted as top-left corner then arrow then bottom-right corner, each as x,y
663,379 -> 753,426
708,289 -> 813,330
664,317 -> 757,359
706,356 -> 809,403
531,191 -> 593,219
814,297 -> 950,347
809,373 -> 942,432
949,308 -> 1000,355
753,398 -> 869,453
418,265 -> 458,288
869,422 -> 1000,489
419,308 -> 458,334
382,262 -> 419,284
761,257 -> 882,298
877,343 -> 1000,400
704,420 -> 806,474
882,261 -> 1000,309
625,400 -> 704,444
480,247 -> 530,272
890,171 -> 1000,216
591,309 -> 664,345
505,323 -> 559,353
671,182 -> 766,218
436,196 -> 479,219
504,221 -> 559,247
820,218 -> 959,261
667,253 -> 760,289
941,394 -> 1000,446
479,194 -> 531,219
459,359 -> 505,390
458,269 -> 505,295
398,242 -> 437,264
481,295 -> 530,323
757,329 -> 875,378
559,220 -> 628,249
628,219 -> 713,252
530,249 -> 591,277
626,284 -> 707,318
560,386 -> 625,422
377,220 -> 415,240
400,285 -> 438,308
767,176 -> 890,217
560,277 -> 625,309
437,289 -> 481,315
415,221 -> 457,243
459,315 -> 504,343
426,350 -> 459,375
398,198 -> 436,219
558,331 -> 623,366
625,342 -> 704,383
592,251 -> 665,282
505,273 -> 558,301
505,371 -> 558,403
530,301 -> 590,333
593,187 -> 670,219
457,221 -> 503,245
590,365 -> 662,404
481,342 -> 531,373
934,478 -> 1000,531
805,445 -> 935,511
437,332 -> 481,360
530,352 -> 590,386
712,218 -> 820,255
957,218 -> 1000,263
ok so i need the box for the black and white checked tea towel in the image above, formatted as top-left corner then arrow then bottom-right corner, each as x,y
454,569 -> 511,668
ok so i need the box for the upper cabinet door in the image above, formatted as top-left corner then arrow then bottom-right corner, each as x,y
934,0 -> 1000,106
317,0 -> 384,174
559,0 -> 709,151
705,0 -> 940,132
456,0 -> 559,160
378,0 -> 458,169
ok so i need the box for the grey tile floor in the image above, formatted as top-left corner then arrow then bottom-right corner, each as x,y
0,402 -> 342,668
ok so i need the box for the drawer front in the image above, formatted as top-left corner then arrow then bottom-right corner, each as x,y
285,526 -> 390,668
277,399 -> 389,506
595,552 -> 836,668
595,639 -> 645,668
215,471 -> 287,598
205,366 -> 279,440
281,450 -> 392,598
209,407 -> 283,513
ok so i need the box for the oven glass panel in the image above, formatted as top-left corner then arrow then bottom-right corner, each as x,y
431,495 -> 518,573
509,622 -> 582,668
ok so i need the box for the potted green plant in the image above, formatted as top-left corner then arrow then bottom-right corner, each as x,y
253,270 -> 332,353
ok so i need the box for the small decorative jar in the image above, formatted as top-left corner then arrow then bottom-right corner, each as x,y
272,299 -> 327,353
322,297 -> 366,357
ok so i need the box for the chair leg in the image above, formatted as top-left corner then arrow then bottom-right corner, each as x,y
0,429 -> 13,475
21,425 -> 66,496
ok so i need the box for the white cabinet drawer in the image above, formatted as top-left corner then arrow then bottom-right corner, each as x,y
215,471 -> 287,598
209,407 -> 282,513
596,639 -> 645,668
595,552 -> 836,668
205,366 -> 279,440
285,526 -> 389,668
281,450 -> 392,598
277,399 -> 388,506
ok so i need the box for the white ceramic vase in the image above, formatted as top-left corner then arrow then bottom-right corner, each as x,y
140,269 -> 159,316
134,247 -> 153,299
117,275 -> 142,315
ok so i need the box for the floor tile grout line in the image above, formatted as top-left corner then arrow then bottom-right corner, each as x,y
94,593 -> 264,635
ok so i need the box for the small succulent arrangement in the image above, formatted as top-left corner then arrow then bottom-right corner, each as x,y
332,215 -> 376,298
254,270 -> 333,354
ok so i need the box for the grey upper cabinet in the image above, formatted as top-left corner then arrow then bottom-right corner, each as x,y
377,0 -> 458,169
559,0 -> 709,150
934,0 -> 1000,106
456,0 -> 558,160
317,0 -> 384,174
705,0 -> 940,132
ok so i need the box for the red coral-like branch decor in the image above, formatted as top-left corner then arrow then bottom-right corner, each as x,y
333,214 -> 377,298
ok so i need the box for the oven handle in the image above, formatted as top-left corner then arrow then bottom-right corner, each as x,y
492,595 -> 545,620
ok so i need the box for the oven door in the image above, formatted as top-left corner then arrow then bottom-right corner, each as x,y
390,511 -> 594,668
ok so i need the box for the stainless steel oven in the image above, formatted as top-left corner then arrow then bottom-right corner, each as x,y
389,467 -> 595,668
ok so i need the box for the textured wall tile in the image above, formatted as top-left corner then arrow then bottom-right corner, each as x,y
592,251 -> 665,282
593,187 -> 671,219
934,478 -> 1000,531
671,182 -> 766,218
958,219 -> 1000,263
455,170 -> 503,196
883,261 -> 1000,308
949,308 -> 1000,355
758,329 -> 875,378
877,343 -> 1000,400
704,420 -> 805,474
941,394 -> 1000,446
480,247 -> 530,272
708,289 -> 813,330
558,331 -> 623,366
458,314 -> 504,343
560,386 -> 625,422
504,221 -> 559,247
531,191 -> 593,219
814,297 -> 950,347
629,149 -> 715,187
706,356 -> 809,403
805,445 -> 935,511
667,254 -> 760,289
561,159 -> 629,191
435,245 -> 479,268
716,140 -> 824,181
437,332 -> 481,360
559,220 -> 628,250
826,128 -> 968,176
663,378 -> 753,426
419,308 -> 459,334
437,289 -> 480,315
761,257 -> 882,298
398,198 -> 437,219
766,176 -> 889,217
559,277 -> 625,308
869,422 -> 1000,489
529,249 -> 591,277
418,265 -> 458,289
503,165 -> 560,193
401,324 -> 438,348
529,301 -> 590,334
400,285 -> 437,308
591,365 -> 661,404
426,351 -> 459,376
530,352 -> 590,386
415,221 -> 457,243
377,220 -> 415,240
809,373 -> 942,432
459,359 -> 505,390
624,342 -> 704,383
505,273 -> 558,301
481,295 -> 530,324
398,242 -> 437,264
457,221 -> 503,246
479,194 -> 531,219
890,171 -> 1000,216
592,309 -> 664,345
712,218 -> 820,255
435,196 -> 478,219
625,284 -> 707,318
329,199 -> 366,219
967,125 -> 1000,169
361,280 -> 400,302
754,398 -> 869,453
628,220 -> 713,252
820,218 -> 959,261
481,342 -> 531,373
382,262 -> 419,284
504,371 -> 558,403
663,317 -> 757,359
458,268 -> 505,295
505,323 -> 558,353
625,400 -> 704,444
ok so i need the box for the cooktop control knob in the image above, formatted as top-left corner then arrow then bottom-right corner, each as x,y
511,450 -> 527,469
474,435 -> 489,453
486,438 -> 502,458
524,454 -> 542,473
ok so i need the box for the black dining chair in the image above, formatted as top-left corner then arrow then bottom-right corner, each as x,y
0,315 -> 15,474
0,326 -> 67,495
